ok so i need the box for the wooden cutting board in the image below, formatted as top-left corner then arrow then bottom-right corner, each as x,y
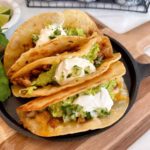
0,21 -> 150,150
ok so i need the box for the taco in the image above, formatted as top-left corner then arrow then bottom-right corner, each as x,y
7,36 -> 88,78
4,10 -> 99,73
17,61 -> 129,137
10,35 -> 121,98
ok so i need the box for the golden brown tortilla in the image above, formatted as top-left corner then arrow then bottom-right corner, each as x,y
4,10 -> 100,73
7,36 -> 88,78
63,9 -> 101,35
17,61 -> 129,137
10,34 -> 113,80
8,33 -> 112,79
12,53 -> 121,98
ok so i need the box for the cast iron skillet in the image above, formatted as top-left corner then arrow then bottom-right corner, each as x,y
0,36 -> 150,140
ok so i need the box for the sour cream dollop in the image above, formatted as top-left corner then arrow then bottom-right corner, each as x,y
74,87 -> 114,117
55,57 -> 96,85
36,24 -> 66,46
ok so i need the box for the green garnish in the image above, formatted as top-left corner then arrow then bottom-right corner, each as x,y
60,72 -> 65,82
49,35 -> 55,39
0,27 -> 8,49
32,34 -> 39,43
47,80 -> 116,122
67,73 -> 72,78
66,28 -> 85,36
48,101 -> 63,118
95,108 -> 110,118
61,104 -> 86,122
54,29 -> 61,35
94,55 -> 103,67
83,43 -> 100,63
0,29 -> 10,102
72,65 -> 82,76
48,95 -> 87,122
49,28 -> 62,39
0,59 -> 11,102
48,94 -> 87,122
86,112 -> 92,120
84,66 -> 91,74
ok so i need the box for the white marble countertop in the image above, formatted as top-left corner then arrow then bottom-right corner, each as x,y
4,0 -> 150,149
6,0 -> 150,37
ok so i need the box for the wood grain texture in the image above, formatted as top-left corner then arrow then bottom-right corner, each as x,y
0,20 -> 150,150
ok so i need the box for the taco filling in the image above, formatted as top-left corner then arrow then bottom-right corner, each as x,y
4,10 -> 100,73
47,80 -> 116,123
17,77 -> 129,137
32,24 -> 85,47
33,43 -> 100,86
18,43 -> 104,94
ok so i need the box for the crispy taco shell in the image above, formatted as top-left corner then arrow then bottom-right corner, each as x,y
12,53 -> 121,98
4,10 -> 99,73
7,36 -> 88,78
7,32 -> 110,78
10,35 -> 113,81
17,61 -> 129,137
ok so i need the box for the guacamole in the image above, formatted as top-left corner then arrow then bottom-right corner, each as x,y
32,64 -> 58,87
47,80 -> 116,123
65,28 -> 85,36
83,43 -> 101,64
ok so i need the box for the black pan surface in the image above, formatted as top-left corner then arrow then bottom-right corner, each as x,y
0,36 -> 150,140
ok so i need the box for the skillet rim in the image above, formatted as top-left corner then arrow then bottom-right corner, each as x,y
0,36 -> 141,140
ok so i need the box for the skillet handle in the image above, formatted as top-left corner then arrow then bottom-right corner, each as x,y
137,62 -> 150,79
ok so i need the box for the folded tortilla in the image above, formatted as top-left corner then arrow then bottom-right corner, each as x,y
4,10 -> 99,73
17,61 -> 129,137
12,53 -> 121,98
8,33 -> 112,78
11,35 -> 120,98
7,36 -> 88,78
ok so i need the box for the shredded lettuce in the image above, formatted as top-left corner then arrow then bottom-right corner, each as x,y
65,28 -> 85,36
83,43 -> 100,63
